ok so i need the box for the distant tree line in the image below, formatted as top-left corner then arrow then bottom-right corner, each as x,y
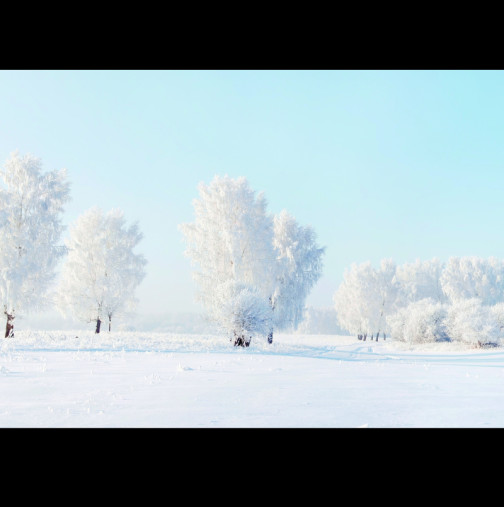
333,257 -> 504,346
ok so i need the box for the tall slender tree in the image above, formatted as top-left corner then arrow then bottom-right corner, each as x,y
270,210 -> 325,342
334,259 -> 397,340
0,151 -> 70,337
180,176 -> 276,345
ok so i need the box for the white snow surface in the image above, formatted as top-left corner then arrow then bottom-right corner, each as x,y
2,330 -> 504,427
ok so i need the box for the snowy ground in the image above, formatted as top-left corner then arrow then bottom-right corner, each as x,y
2,330 -> 504,427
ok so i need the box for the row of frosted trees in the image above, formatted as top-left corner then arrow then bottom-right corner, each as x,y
0,152 -> 324,346
0,152 -> 146,337
9,150 -> 500,348
333,257 -> 504,346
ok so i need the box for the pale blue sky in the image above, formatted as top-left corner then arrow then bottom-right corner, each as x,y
1,69 -> 504,318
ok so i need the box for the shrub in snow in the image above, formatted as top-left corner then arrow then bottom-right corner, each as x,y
386,298 -> 449,344
0,152 -> 70,338
180,175 -> 324,346
56,207 -> 147,333
212,280 -> 273,346
445,298 -> 502,346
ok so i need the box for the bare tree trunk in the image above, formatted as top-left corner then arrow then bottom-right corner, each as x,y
370,333 -> 374,341
4,312 -> 14,338
363,333 -> 367,341
376,332 -> 379,342
268,296 -> 274,344
384,333 -> 386,340
95,318 -> 101,334
358,334 -> 362,340
233,331 -> 250,347
109,315 -> 111,332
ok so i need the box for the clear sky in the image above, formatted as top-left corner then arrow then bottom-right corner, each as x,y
1,69 -> 504,319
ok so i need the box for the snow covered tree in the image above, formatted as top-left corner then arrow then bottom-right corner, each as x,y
270,210 -> 325,340
491,302 -> 504,334
440,256 -> 504,305
56,207 -> 146,333
371,258 -> 398,338
180,175 -> 324,346
179,176 -> 276,344
394,258 -> 446,305
0,151 -> 70,337
333,262 -> 373,338
333,259 -> 397,340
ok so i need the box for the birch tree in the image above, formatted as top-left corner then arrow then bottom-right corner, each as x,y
270,210 -> 325,341
56,207 -> 146,333
333,259 -> 397,340
0,151 -> 70,337
180,176 -> 276,345
440,256 -> 504,305
394,258 -> 446,305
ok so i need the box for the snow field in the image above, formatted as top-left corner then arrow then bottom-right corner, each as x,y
2,331 -> 504,427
